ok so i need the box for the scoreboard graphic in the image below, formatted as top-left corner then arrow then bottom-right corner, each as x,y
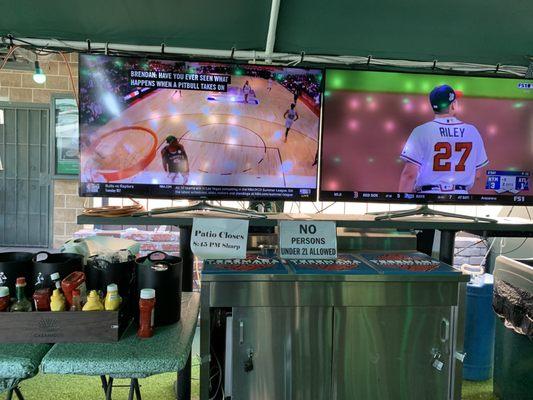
486,170 -> 529,194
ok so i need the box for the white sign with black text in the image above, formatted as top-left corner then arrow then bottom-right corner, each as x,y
191,218 -> 249,260
279,221 -> 337,259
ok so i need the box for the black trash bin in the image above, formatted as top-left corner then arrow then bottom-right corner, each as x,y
0,252 -> 34,295
32,251 -> 84,290
136,251 -> 183,326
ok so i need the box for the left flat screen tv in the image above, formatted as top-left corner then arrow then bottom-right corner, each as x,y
79,54 -> 323,200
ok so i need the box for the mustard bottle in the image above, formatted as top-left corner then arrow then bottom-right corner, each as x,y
82,290 -> 104,311
104,284 -> 122,311
50,289 -> 66,312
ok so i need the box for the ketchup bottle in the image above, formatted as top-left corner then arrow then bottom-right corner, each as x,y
138,289 -> 156,339
0,286 -> 10,312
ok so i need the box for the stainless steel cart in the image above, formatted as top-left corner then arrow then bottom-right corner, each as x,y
200,253 -> 469,400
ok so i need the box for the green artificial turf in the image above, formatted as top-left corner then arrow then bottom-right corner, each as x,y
10,373 -> 494,400
462,379 -> 497,400
14,365 -> 200,400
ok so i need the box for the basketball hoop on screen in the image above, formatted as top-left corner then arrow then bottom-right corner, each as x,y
88,126 -> 158,182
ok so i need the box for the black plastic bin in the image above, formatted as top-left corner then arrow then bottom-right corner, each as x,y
32,251 -> 84,290
86,253 -> 136,316
136,251 -> 183,326
0,252 -> 34,295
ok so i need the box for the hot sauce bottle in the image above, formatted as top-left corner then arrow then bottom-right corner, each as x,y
138,288 -> 156,339
70,289 -> 82,311
10,277 -> 32,312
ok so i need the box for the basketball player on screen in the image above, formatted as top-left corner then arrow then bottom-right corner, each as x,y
242,80 -> 252,103
398,85 -> 489,194
284,103 -> 299,142
161,135 -> 189,184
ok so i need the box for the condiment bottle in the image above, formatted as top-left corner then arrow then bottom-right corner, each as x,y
50,289 -> 66,311
61,271 -> 86,308
70,289 -> 82,311
104,284 -> 122,311
50,272 -> 62,291
33,289 -> 51,311
10,277 -> 33,312
82,290 -> 104,311
0,286 -> 10,312
138,289 -> 156,339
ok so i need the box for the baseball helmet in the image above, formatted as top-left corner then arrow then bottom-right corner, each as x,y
165,135 -> 178,144
429,85 -> 462,112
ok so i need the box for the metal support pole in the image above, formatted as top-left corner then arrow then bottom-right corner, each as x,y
175,225 -> 193,399
264,0 -> 282,62
179,226 -> 193,292
439,230 -> 457,265
416,230 -> 435,257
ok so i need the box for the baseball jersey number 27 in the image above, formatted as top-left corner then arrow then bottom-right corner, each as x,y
433,142 -> 473,172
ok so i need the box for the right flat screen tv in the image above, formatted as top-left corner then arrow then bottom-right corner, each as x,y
320,70 -> 533,205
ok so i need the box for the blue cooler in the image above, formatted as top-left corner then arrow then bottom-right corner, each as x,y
463,273 -> 495,380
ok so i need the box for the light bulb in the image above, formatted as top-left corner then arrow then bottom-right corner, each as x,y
33,61 -> 46,84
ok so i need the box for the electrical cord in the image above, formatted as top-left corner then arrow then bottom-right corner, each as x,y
0,45 -> 20,70
454,238 -> 489,257
1,43 -> 79,104
3,35 -> 528,77
209,345 -> 223,400
59,51 -> 79,107
82,198 -> 144,217
315,202 -> 337,214
499,206 -> 532,255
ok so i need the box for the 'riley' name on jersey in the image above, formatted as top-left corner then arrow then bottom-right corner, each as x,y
439,127 -> 465,138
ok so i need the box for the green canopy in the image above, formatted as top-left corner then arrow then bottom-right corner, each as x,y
2,0 -> 532,66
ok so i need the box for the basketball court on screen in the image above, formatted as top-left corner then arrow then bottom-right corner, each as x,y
81,76 -> 319,189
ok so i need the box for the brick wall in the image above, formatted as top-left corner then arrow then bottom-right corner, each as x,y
1,51 -> 87,248
0,52 -> 78,103
53,180 -> 87,248
454,235 -> 489,269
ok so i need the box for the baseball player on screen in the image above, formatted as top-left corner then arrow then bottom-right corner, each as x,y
161,135 -> 189,184
398,85 -> 489,194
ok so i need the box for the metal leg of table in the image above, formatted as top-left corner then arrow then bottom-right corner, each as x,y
439,230 -> 457,265
175,355 -> 191,400
105,377 -> 114,400
133,378 -> 141,400
128,380 -> 135,400
100,375 -> 108,395
13,387 -> 24,400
